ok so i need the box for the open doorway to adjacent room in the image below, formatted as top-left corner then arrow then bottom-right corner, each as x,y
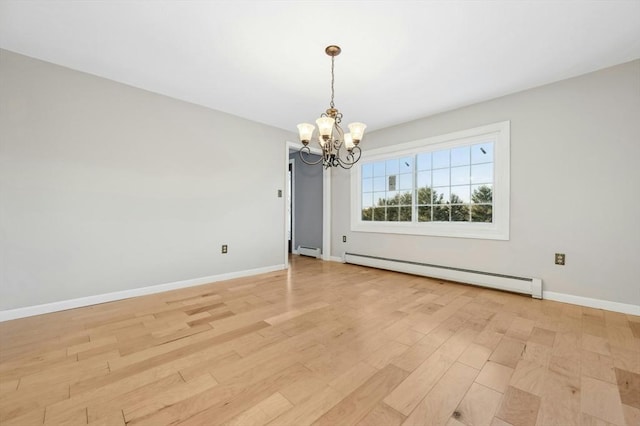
284,142 -> 330,267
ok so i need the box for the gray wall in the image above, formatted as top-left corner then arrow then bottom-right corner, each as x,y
289,152 -> 323,251
0,49 -> 295,310
332,59 -> 640,306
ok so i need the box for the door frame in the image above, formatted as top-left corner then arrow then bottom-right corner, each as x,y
288,158 -> 295,254
284,141 -> 331,267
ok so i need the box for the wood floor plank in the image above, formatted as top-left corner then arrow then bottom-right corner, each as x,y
614,367 -> 640,409
476,360 -> 514,393
267,385 -> 343,426
402,362 -> 479,426
580,376 -> 626,426
536,369 -> 581,426
489,337 -> 526,368
495,386 -> 541,426
509,359 -> 546,396
313,364 -> 408,425
176,363 -> 313,426
458,342 -> 492,370
327,361 -> 378,397
1,407 -> 45,426
121,373 -> 218,424
383,350 -> 455,416
223,391 -> 293,426
356,402 -> 406,426
86,372 -> 184,423
0,382 -> 68,423
452,382 -> 503,426
582,350 -> 616,383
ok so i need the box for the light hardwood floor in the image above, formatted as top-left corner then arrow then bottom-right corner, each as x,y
1,255 -> 639,425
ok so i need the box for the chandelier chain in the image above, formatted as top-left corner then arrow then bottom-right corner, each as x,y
330,55 -> 335,109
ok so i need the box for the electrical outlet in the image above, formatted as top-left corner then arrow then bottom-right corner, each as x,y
222,244 -> 228,254
342,235 -> 347,243
555,253 -> 565,265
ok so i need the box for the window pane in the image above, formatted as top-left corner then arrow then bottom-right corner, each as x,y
417,187 -> 433,204
373,177 -> 385,191
471,205 -> 493,222
362,208 -> 372,221
399,206 -> 412,221
472,142 -> 493,164
400,157 -> 413,173
451,146 -> 470,166
433,149 -> 450,169
373,162 -> 385,177
417,171 -> 431,188
362,178 -> 373,193
387,175 -> 397,191
434,205 -> 450,221
418,206 -> 432,222
362,163 -> 373,178
387,207 -> 399,222
471,163 -> 493,184
471,184 -> 493,204
451,165 -> 470,185
386,191 -> 398,205
362,192 -> 373,208
373,207 -> 386,221
451,204 -> 470,222
433,169 -> 449,187
386,158 -> 399,175
373,191 -> 386,206
399,191 -> 412,206
417,153 -> 432,171
433,187 -> 450,204
399,173 -> 412,190
451,185 -> 471,203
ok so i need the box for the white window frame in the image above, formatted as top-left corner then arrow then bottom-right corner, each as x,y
350,121 -> 510,240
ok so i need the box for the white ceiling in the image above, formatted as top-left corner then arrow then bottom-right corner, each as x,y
1,1 -> 639,133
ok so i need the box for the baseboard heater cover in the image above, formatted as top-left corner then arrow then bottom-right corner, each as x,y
297,246 -> 322,258
343,252 -> 542,299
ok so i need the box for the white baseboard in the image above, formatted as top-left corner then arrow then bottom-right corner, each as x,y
543,291 -> 640,316
328,256 -> 344,263
0,264 -> 286,322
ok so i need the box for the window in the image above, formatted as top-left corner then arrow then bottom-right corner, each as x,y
351,121 -> 509,240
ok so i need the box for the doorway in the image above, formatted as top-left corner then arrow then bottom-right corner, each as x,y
288,150 -> 323,254
284,142 -> 331,267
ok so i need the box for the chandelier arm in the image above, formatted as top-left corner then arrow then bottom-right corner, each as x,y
333,145 -> 362,169
299,146 -> 324,165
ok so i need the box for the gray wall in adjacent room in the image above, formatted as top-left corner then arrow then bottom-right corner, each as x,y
289,152 -> 323,252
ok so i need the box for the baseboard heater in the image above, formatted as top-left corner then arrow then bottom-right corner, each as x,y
297,246 -> 322,259
343,252 -> 542,299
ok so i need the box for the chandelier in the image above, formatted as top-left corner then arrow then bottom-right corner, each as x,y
297,45 -> 366,169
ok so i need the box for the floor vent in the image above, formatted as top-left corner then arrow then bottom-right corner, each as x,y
297,246 -> 321,259
343,252 -> 542,299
